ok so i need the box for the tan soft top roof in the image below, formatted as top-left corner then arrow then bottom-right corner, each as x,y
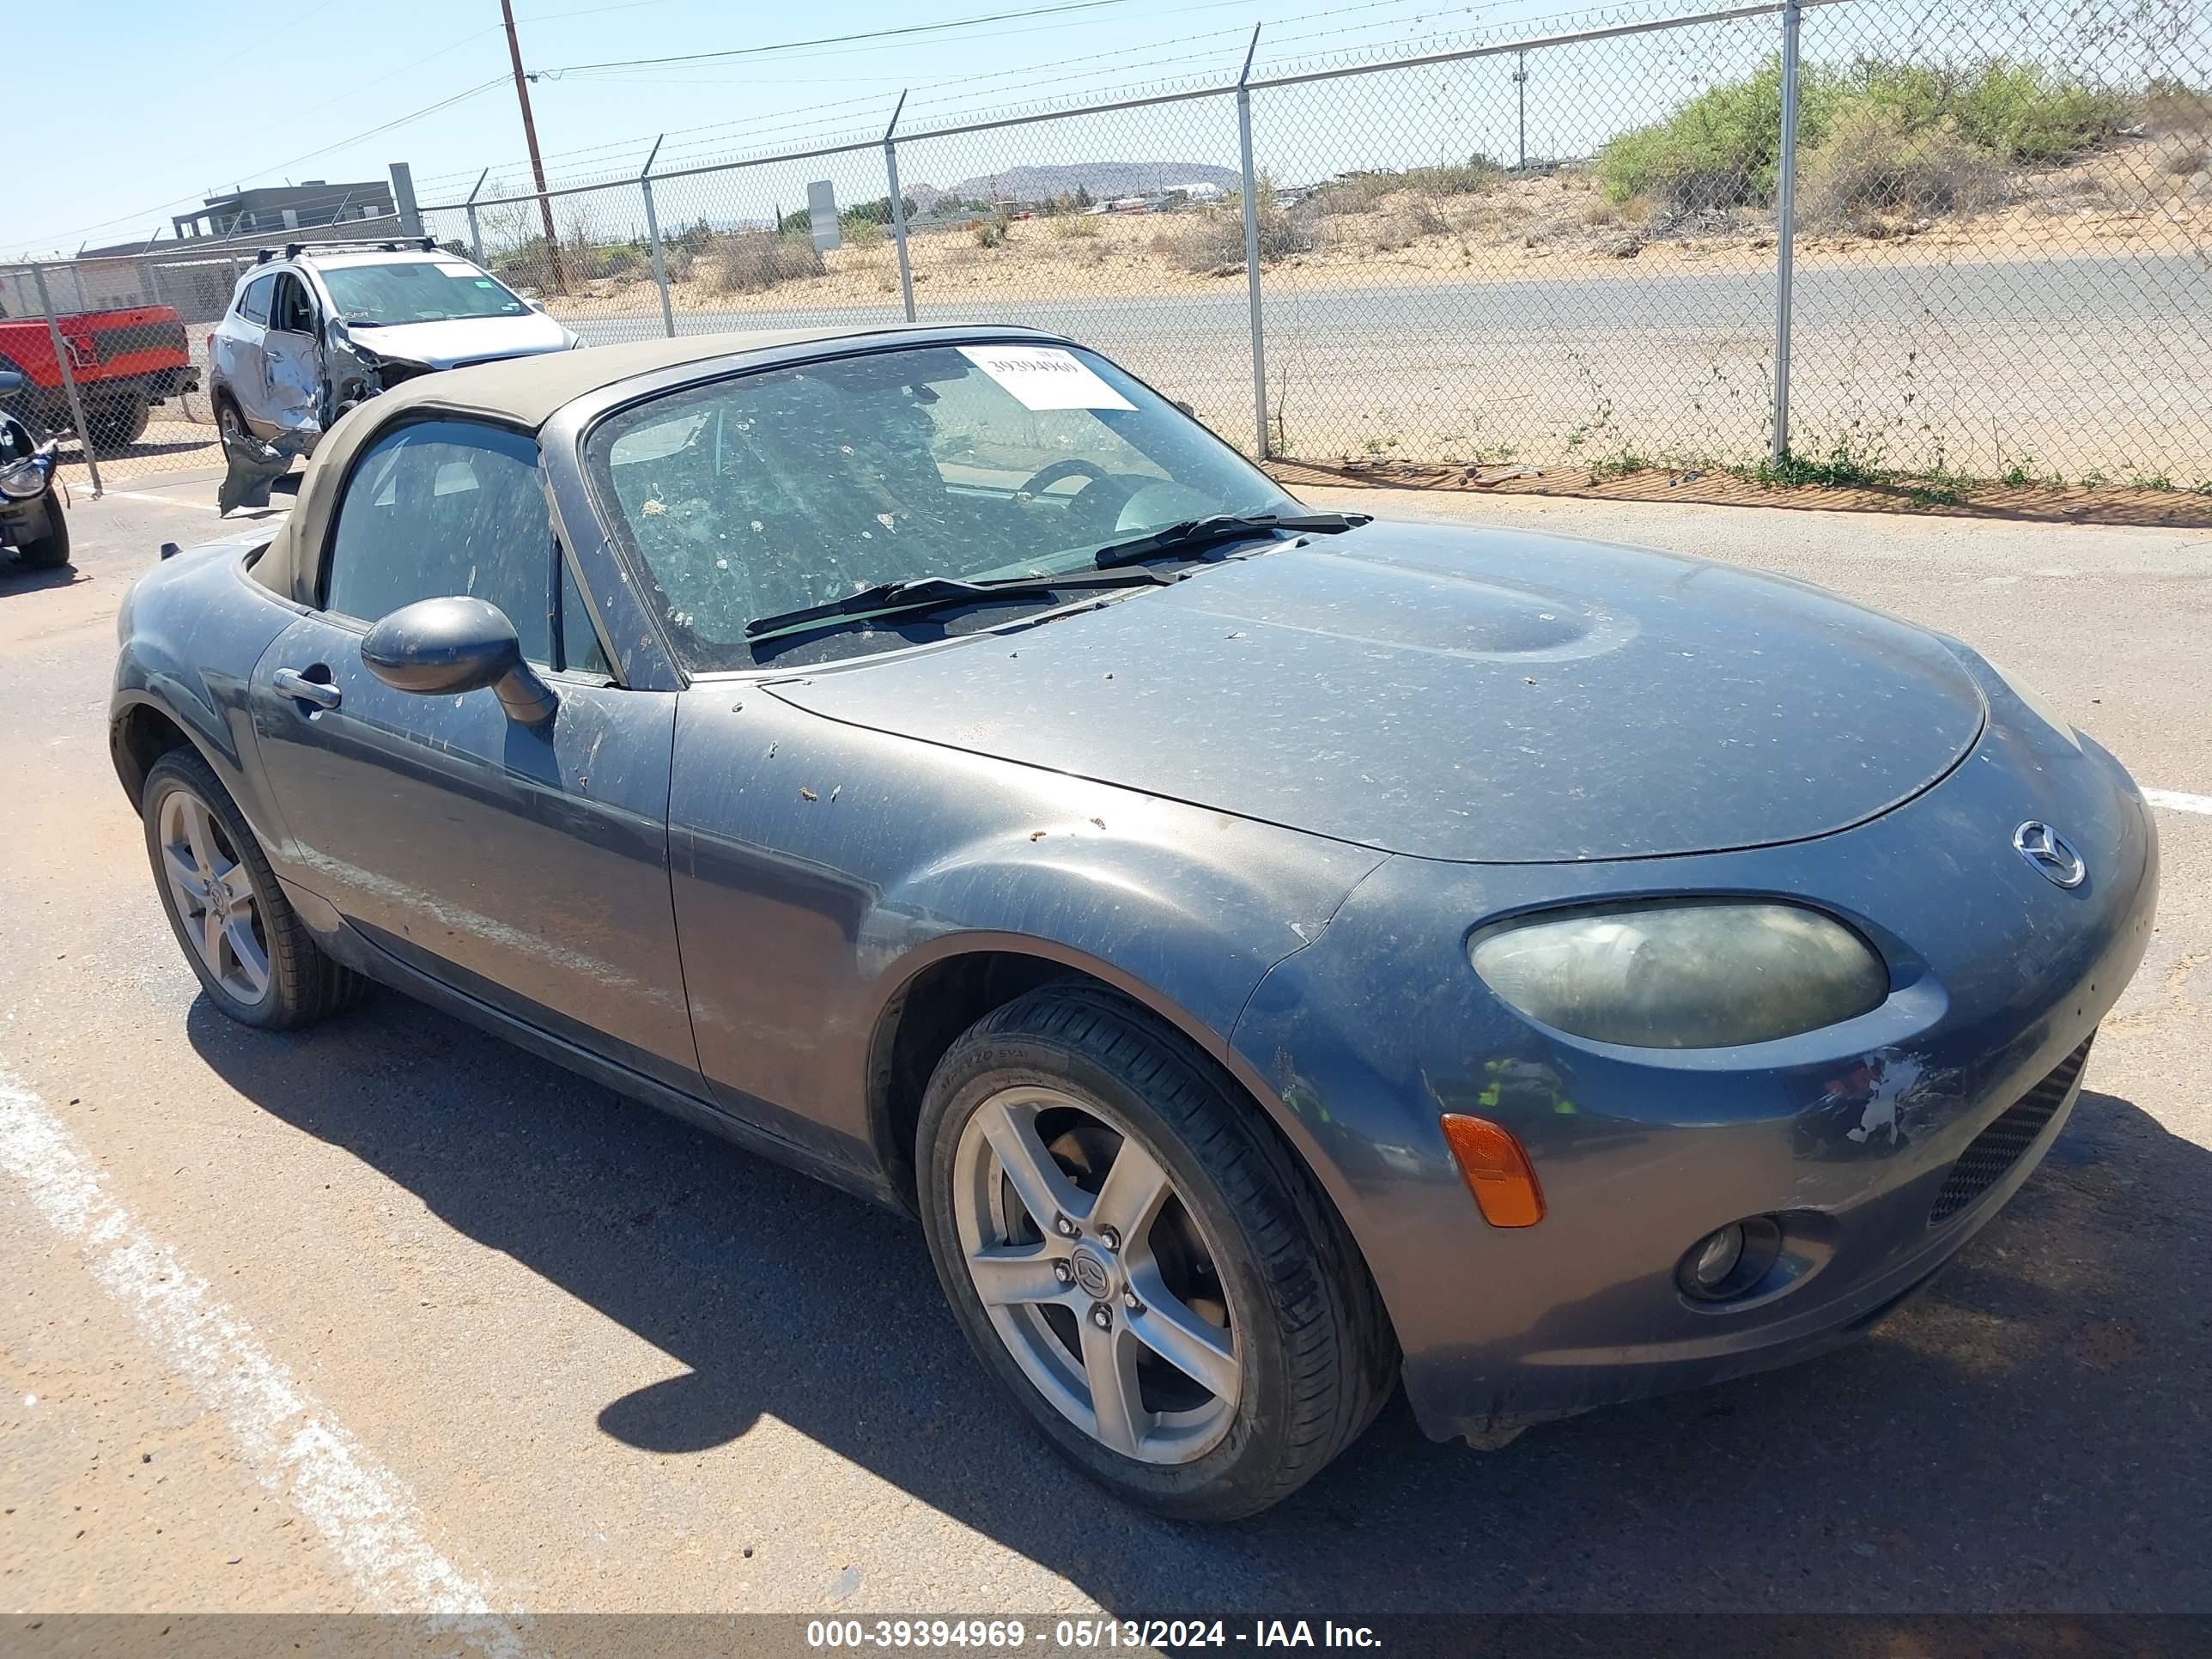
253,324 -> 983,605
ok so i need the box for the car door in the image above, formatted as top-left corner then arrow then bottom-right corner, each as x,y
259,271 -> 325,434
219,272 -> 276,431
246,416 -> 702,1091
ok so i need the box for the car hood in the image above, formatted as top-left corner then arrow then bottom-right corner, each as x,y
768,520 -> 1987,863
342,311 -> 572,369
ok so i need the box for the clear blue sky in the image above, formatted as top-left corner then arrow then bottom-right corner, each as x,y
17,0 -> 1703,256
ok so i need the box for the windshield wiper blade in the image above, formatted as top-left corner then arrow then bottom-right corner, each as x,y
1093,511 -> 1370,568
744,567 -> 1170,641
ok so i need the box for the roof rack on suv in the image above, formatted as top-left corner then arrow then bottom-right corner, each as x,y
255,237 -> 442,263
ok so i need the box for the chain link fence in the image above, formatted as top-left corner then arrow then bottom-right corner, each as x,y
12,0 -> 2210,497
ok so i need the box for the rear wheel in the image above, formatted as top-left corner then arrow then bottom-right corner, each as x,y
86,394 -> 151,448
141,748 -> 368,1029
13,489 -> 69,568
917,983 -> 1396,1521
215,392 -> 251,449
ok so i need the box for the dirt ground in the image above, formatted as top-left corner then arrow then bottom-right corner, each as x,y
554,134 -> 2212,313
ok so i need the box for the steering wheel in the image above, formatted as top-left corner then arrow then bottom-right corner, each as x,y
1016,458 -> 1141,538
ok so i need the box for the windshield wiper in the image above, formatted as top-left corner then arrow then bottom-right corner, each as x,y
1093,511 -> 1370,568
744,567 -> 1172,642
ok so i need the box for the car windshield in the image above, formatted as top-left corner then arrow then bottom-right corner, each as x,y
586,342 -> 1300,670
319,260 -> 532,325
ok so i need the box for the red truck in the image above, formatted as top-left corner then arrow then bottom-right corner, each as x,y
0,302 -> 199,447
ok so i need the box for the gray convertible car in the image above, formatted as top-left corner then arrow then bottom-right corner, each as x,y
112,325 -> 2157,1519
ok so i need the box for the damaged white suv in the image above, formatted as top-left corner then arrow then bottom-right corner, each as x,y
208,240 -> 581,454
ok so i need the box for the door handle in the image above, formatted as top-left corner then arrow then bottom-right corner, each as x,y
273,666 -> 341,711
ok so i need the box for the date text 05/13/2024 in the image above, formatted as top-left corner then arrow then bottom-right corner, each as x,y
804,1619 -> 1383,1650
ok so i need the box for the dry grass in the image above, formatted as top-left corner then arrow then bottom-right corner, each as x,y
703,230 -> 823,295
1160,206 -> 1313,273
1799,106 -> 2008,232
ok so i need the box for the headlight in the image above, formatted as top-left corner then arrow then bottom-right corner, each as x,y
0,452 -> 52,500
1982,656 -> 2080,750
1469,900 -> 1888,1048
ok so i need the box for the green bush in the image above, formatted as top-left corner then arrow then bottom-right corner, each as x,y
1598,56 -> 2132,210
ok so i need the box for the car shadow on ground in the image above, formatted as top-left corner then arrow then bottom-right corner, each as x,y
0,556 -> 82,592
185,991 -> 2211,1615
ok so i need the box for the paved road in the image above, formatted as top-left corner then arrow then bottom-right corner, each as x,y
55,251 -> 2212,491
569,252 -> 2212,475
3,477 -> 2209,1629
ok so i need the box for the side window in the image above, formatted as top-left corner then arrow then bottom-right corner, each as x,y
270,273 -> 316,334
324,421 -> 557,667
558,556 -> 611,677
239,274 -> 275,325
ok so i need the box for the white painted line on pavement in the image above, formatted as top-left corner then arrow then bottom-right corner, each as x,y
0,1069 -> 531,1649
94,489 -> 221,511
2146,788 -> 2212,816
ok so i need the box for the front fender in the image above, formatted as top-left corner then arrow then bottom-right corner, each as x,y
668,689 -> 1382,1188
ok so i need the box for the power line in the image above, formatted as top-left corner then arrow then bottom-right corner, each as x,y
428,0 -> 1462,192
535,0 -> 1153,76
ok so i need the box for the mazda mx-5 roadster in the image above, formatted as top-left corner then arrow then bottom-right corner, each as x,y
111,325 -> 2156,1518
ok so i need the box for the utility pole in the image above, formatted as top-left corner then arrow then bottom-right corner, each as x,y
499,0 -> 568,293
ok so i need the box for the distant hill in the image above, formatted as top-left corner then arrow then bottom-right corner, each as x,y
909,161 -> 1242,210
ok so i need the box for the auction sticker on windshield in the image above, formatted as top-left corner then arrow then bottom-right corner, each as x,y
957,344 -> 1134,411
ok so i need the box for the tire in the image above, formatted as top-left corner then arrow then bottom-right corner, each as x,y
141,748 -> 369,1029
214,392 -> 251,450
13,489 -> 69,568
917,983 -> 1397,1521
88,395 -> 151,449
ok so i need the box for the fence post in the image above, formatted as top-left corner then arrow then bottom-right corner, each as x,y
1771,0 -> 1802,465
884,91 -> 917,324
31,264 -> 101,497
1236,25 -> 1269,459
1514,50 -> 1528,172
639,137 -> 677,338
465,168 -> 489,266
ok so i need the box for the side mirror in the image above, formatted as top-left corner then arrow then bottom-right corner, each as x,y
0,368 -> 21,396
526,297 -> 549,314
361,595 -> 557,725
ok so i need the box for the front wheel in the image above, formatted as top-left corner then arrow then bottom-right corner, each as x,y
918,984 -> 1397,1521
141,748 -> 368,1028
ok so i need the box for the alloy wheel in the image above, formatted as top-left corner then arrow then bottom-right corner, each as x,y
156,787 -> 270,1004
953,1085 -> 1241,1464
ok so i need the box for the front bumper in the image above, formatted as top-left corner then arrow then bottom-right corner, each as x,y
0,488 -> 53,543
1231,709 -> 2158,1444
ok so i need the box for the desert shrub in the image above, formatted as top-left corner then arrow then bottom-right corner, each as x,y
1800,104 -> 2005,227
1365,200 -> 1449,252
1050,212 -> 1101,239
1162,206 -> 1312,272
2145,76 -> 2212,138
568,240 -> 647,282
1601,56 -> 2130,210
973,206 -> 1012,248
705,230 -> 823,295
843,216 -> 886,248
1597,58 -> 1792,206
1940,60 -> 2129,163
1304,157 -> 1498,216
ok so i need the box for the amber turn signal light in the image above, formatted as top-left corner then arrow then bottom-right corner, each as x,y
1439,1114 -> 1546,1227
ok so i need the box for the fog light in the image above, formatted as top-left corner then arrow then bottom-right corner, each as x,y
1685,1224 -> 1745,1293
1677,1215 -> 1784,1304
